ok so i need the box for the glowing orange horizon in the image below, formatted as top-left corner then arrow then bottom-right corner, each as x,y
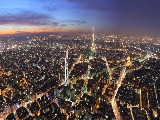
0,29 -> 59,35
0,28 -> 90,35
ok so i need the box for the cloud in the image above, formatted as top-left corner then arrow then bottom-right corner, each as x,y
51,22 -> 67,28
0,11 -> 51,26
52,22 -> 59,27
62,20 -> 86,25
61,24 -> 66,27
72,20 -> 86,24
0,9 -> 69,32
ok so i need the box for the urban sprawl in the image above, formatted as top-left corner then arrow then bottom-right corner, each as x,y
0,34 -> 160,120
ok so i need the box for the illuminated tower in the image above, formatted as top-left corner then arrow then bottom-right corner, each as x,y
91,27 -> 95,51
139,88 -> 142,110
65,49 -> 69,85
89,28 -> 96,60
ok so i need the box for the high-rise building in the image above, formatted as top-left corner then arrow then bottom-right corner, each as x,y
64,49 -> 68,85
139,88 -> 142,110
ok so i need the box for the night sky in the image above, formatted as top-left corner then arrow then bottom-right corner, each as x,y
0,0 -> 160,36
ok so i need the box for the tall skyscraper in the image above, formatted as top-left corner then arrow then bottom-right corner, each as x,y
65,49 -> 68,85
139,88 -> 142,110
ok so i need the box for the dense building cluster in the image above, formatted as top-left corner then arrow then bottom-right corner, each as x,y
0,34 -> 160,119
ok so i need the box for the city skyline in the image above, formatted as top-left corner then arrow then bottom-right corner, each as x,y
1,0 -> 160,37
1,34 -> 159,119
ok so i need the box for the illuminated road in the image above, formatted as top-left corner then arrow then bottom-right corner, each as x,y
114,54 -> 158,120
108,54 -> 154,120
112,99 -> 121,120
68,54 -> 82,75
110,66 -> 126,120
128,104 -> 135,120
143,109 -> 151,120
82,53 -> 157,120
